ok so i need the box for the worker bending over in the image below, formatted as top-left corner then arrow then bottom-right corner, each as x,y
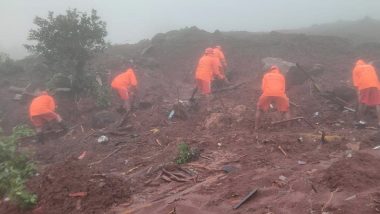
352,59 -> 380,126
255,66 -> 290,130
29,90 -> 66,143
193,48 -> 224,100
111,63 -> 138,112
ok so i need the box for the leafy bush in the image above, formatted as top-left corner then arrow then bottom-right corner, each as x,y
94,84 -> 111,108
175,143 -> 193,164
0,125 -> 37,208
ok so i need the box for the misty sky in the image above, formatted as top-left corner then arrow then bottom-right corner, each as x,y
1,0 -> 380,59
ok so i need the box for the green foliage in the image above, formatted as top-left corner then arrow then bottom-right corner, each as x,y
175,143 -> 193,164
0,53 -> 24,75
94,84 -> 111,108
25,9 -> 107,93
0,125 -> 37,208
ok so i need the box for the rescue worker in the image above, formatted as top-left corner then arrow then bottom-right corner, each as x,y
29,90 -> 66,143
352,59 -> 380,126
194,48 -> 224,95
111,63 -> 138,112
213,45 -> 227,69
255,65 -> 290,130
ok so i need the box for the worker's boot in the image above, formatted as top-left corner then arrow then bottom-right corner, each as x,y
36,132 -> 44,144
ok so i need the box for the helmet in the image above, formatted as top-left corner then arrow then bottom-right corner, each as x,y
356,59 -> 366,65
205,48 -> 214,54
270,65 -> 279,71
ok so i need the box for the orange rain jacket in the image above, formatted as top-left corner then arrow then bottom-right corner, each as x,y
261,67 -> 286,97
29,92 -> 56,117
213,47 -> 227,67
111,68 -> 138,90
195,54 -> 222,81
352,60 -> 379,90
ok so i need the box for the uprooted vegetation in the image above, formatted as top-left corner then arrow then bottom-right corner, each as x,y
0,125 -> 36,208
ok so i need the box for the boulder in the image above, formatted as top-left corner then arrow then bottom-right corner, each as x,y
92,110 -> 119,128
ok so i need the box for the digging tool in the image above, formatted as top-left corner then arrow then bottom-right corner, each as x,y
189,87 -> 198,102
271,116 -> 315,129
213,81 -> 248,94
233,188 -> 258,209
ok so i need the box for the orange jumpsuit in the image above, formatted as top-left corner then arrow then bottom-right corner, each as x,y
257,67 -> 289,112
213,47 -> 227,67
352,60 -> 380,106
111,68 -> 138,100
195,54 -> 222,94
29,92 -> 59,127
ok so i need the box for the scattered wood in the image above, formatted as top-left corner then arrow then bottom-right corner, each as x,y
78,151 -> 87,160
168,207 -> 176,214
233,188 -> 258,209
213,81 -> 248,93
271,116 -> 315,129
88,145 -> 127,166
127,165 -> 142,174
161,174 -> 172,182
162,168 -> 188,182
155,139 -> 162,146
311,184 -> 318,193
296,64 -> 322,93
289,101 -> 300,108
200,154 -> 213,160
76,199 -> 82,210
321,131 -> 327,144
69,192 -> 87,197
278,145 -> 288,157
79,130 -> 96,143
321,188 -> 338,212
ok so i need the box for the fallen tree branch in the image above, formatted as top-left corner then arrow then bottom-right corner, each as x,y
321,188 -> 339,212
278,145 -> 288,157
162,168 -> 188,182
271,117 -> 315,129
88,145 -> 127,166
233,188 -> 258,209
213,81 -> 248,93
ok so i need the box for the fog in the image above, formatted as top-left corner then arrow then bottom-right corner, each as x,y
1,0 -> 380,59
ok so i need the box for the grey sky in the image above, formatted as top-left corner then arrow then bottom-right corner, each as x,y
1,0 -> 380,59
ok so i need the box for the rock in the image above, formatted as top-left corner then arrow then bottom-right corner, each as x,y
297,160 -> 306,165
97,135 -> 109,144
222,165 -> 238,173
204,113 -> 230,129
92,110 -> 119,128
261,57 -> 295,74
279,175 -> 287,181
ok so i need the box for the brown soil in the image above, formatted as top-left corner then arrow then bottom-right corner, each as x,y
2,28 -> 380,214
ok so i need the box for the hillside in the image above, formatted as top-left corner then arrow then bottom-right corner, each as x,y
282,17 -> 380,44
2,27 -> 380,213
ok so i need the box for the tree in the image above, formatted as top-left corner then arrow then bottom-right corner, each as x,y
0,53 -> 24,75
25,9 -> 107,92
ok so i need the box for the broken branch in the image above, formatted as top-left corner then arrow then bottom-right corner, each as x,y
88,145 -> 127,166
278,145 -> 288,157
233,188 -> 258,209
